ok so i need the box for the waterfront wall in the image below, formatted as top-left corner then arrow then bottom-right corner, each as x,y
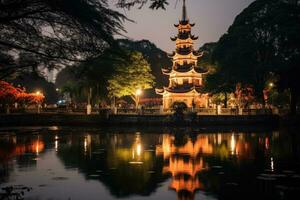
0,113 -> 280,127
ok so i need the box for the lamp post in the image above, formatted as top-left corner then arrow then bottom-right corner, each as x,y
87,87 -> 92,115
35,91 -> 42,114
268,82 -> 275,110
135,89 -> 142,110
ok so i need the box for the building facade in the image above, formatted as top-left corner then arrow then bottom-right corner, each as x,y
156,0 -> 208,110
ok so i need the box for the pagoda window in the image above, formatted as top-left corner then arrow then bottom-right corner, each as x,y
194,79 -> 200,86
183,79 -> 188,85
171,79 -> 177,87
178,79 -> 183,85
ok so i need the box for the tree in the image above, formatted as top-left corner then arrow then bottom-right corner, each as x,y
115,0 -> 169,9
0,0 -> 126,79
199,42 -> 233,108
0,81 -> 19,113
118,39 -> 171,88
12,73 -> 58,103
107,51 -> 155,105
210,0 -> 300,113
55,47 -> 126,105
0,0 -> 172,79
0,81 -> 44,113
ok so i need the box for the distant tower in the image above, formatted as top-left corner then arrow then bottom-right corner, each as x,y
156,0 -> 208,110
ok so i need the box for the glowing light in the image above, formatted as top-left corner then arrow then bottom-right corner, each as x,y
36,143 -> 39,155
136,144 -> 142,157
129,161 -> 143,165
265,137 -> 269,150
136,89 -> 142,96
84,138 -> 87,153
55,140 -> 58,152
230,134 -> 236,155
36,91 -> 41,95
217,134 -> 222,145
55,135 -> 58,152
132,134 -> 143,160
271,157 -> 274,172
269,82 -> 274,88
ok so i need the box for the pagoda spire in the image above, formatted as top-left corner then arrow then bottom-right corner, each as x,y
182,0 -> 188,21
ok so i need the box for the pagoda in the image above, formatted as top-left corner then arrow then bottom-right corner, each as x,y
156,0 -> 208,110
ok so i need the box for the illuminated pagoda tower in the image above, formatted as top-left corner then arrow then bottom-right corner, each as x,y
156,0 -> 208,110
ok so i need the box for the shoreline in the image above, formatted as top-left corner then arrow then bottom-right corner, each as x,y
0,113 -> 283,127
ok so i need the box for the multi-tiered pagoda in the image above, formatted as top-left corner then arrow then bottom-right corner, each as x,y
156,0 -> 208,110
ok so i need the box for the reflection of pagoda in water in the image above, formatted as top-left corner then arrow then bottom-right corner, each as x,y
156,0 -> 209,109
156,134 -> 213,200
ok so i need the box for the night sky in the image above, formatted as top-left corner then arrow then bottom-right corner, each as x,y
111,0 -> 255,52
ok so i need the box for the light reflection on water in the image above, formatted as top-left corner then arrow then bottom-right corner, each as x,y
0,128 -> 299,200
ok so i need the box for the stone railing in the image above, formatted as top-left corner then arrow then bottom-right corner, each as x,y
5,107 -> 283,116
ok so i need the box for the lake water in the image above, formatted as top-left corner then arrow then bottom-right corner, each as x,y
0,127 -> 299,200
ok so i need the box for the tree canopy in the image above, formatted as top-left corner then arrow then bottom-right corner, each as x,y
0,0 -> 171,79
0,0 -> 130,78
206,0 -> 300,112
107,51 -> 155,104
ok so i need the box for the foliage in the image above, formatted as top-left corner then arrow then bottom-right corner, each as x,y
268,90 -> 290,108
55,39 -> 169,105
11,73 -> 58,103
118,39 -> 171,88
171,101 -> 188,122
0,81 -> 45,107
0,0 -> 128,78
171,101 -> 187,113
0,81 -> 19,104
210,93 -> 225,106
107,51 -> 155,104
115,0 -> 169,10
198,42 -> 217,71
234,83 -> 255,108
0,0 -> 173,79
209,0 -> 300,112
55,47 -> 126,103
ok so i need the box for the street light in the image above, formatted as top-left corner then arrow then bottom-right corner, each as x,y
35,91 -> 42,114
135,89 -> 142,110
269,82 -> 274,88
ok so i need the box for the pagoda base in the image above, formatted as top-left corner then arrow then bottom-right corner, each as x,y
162,93 -> 208,110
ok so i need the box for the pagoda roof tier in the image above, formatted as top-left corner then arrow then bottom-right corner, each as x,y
156,86 -> 203,95
174,32 -> 198,40
170,35 -> 198,41
168,50 -> 203,58
176,48 -> 193,55
176,48 -> 203,56
162,68 -> 172,75
174,21 -> 195,27
192,50 -> 203,57
162,66 -> 208,75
